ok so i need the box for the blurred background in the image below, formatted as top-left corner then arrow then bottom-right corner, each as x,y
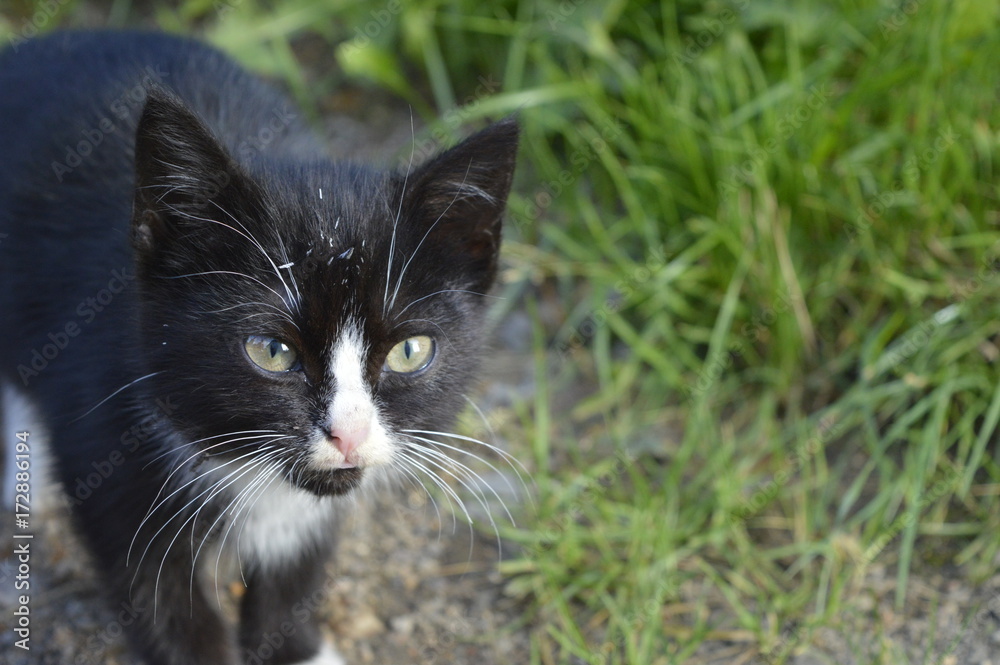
2,1 -> 1000,663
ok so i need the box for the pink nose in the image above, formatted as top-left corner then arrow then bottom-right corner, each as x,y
328,421 -> 370,460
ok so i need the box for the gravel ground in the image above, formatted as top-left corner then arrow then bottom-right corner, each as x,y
0,335 -> 536,665
0,92 -> 536,665
3,389 -> 999,665
0,481 -> 532,665
681,566 -> 1000,665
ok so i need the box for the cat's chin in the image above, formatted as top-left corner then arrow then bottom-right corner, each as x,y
293,466 -> 365,497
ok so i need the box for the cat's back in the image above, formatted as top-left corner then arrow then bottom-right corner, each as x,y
0,30 -> 316,188
0,31 -> 318,384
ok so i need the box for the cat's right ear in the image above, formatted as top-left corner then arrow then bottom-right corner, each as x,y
131,87 -> 255,257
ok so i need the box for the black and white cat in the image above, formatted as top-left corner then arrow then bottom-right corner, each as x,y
0,31 -> 517,665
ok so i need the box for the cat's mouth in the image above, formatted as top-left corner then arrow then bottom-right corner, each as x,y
292,465 -> 365,497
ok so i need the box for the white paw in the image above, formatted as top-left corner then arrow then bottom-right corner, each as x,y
296,641 -> 346,665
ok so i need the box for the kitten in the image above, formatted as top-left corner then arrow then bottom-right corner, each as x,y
0,30 -> 517,665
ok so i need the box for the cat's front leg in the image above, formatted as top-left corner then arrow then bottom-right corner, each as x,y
112,550 -> 240,665
79,462 -> 242,665
238,536 -> 343,665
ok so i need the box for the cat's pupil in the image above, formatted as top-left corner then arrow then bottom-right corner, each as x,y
384,335 -> 435,374
0,29 -> 518,665
245,335 -> 298,372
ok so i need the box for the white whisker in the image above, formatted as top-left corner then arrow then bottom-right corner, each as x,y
205,201 -> 301,314
188,454 -> 286,603
387,163 -> 474,313
390,457 -> 445,539
394,449 -> 466,536
70,371 -> 162,422
133,434 -> 290,553
400,443 -> 497,538
403,426 -> 531,492
384,110 -> 416,316
143,430 -> 279,470
143,447 -> 284,619
402,433 -> 516,525
188,451 -> 277,608
393,289 -> 501,321
197,301 -> 299,329
162,270 -> 296,315
128,442 -> 286,571
224,460 -> 286,595
159,451 -> 284,616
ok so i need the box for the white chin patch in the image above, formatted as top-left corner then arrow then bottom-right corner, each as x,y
308,323 -> 393,472
297,641 -> 347,665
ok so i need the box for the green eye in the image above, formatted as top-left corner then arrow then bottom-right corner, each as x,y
384,336 -> 435,374
245,335 -> 299,372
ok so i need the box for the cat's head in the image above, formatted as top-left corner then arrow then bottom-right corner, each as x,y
130,88 -> 518,497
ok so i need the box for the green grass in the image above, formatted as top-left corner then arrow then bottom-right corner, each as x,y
4,0 -> 1000,662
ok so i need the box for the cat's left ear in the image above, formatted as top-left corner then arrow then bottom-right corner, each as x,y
131,87 -> 259,260
402,118 -> 519,288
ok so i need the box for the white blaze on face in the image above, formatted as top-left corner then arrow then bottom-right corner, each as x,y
308,321 -> 393,470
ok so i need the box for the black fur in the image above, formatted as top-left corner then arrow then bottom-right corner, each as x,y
0,30 -> 517,665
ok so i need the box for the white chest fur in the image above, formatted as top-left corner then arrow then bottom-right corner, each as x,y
236,480 -> 336,569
